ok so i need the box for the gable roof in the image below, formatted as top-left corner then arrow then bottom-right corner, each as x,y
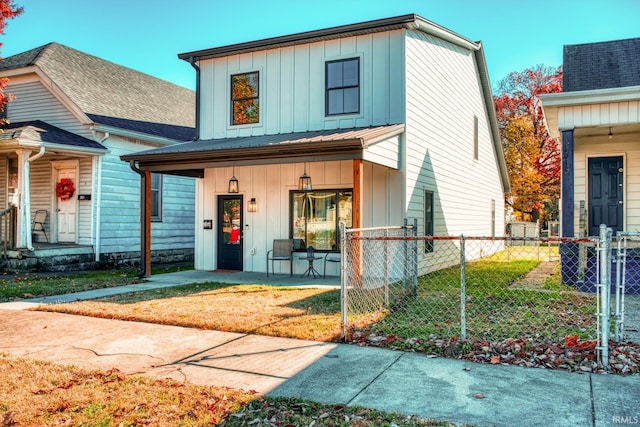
0,120 -> 106,153
0,42 -> 195,140
563,38 -> 640,92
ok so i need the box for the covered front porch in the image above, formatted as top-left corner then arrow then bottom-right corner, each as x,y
0,121 -> 106,267
121,124 -> 406,276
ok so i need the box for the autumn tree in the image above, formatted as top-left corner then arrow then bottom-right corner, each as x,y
0,0 -> 23,121
494,65 -> 562,222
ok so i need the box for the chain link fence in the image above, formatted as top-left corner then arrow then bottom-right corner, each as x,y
340,223 -> 638,369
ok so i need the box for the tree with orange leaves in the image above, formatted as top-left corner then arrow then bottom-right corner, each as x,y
0,0 -> 23,122
494,65 -> 562,222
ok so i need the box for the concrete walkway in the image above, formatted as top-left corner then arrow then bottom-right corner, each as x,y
1,270 -> 638,426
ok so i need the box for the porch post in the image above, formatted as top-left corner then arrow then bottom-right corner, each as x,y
352,159 -> 364,285
141,170 -> 152,277
353,159 -> 363,228
561,129 -> 574,237
15,150 -> 30,248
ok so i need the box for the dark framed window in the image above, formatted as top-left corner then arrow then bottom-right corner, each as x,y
425,190 -> 434,253
291,190 -> 353,251
151,173 -> 162,222
231,71 -> 259,125
326,58 -> 359,116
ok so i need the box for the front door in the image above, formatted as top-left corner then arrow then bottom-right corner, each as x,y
217,195 -> 243,270
56,168 -> 78,243
588,156 -> 623,236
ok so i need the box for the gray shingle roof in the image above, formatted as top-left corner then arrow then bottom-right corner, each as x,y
563,38 -> 640,92
0,120 -> 106,150
0,42 -> 195,139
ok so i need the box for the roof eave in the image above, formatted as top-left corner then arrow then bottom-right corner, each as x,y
122,138 -> 365,165
473,43 -> 510,193
1,138 -> 107,155
539,85 -> 640,107
92,124 -> 188,146
179,14 -> 477,62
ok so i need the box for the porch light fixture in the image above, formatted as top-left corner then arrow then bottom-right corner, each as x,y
228,166 -> 239,193
248,198 -> 257,212
608,127 -> 613,140
298,163 -> 312,191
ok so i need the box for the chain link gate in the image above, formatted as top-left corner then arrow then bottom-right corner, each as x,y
340,221 -> 635,371
614,231 -> 640,342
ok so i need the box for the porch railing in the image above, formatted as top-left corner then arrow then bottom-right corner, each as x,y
0,206 -> 16,258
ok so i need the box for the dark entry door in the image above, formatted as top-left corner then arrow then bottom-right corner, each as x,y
588,156 -> 623,236
217,195 -> 243,270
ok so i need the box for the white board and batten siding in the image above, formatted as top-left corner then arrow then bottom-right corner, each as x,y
194,160 -> 400,272
404,30 -> 505,240
194,28 -> 411,272
198,30 -> 406,139
99,137 -> 195,255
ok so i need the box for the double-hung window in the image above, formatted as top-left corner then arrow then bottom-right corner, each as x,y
291,190 -> 353,251
231,71 -> 259,125
151,173 -> 162,222
326,58 -> 359,116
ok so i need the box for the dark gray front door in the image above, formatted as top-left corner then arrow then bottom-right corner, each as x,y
588,156 -> 623,236
217,195 -> 243,270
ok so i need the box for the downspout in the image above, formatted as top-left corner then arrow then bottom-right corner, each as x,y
24,147 -> 46,250
188,57 -> 200,141
129,160 -> 150,277
92,131 -> 108,263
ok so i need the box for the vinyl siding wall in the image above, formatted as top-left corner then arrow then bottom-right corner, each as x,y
6,80 -> 91,138
100,137 -> 195,255
404,30 -> 505,271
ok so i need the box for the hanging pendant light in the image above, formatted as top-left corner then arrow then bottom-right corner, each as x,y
298,163 -> 312,191
228,166 -> 239,193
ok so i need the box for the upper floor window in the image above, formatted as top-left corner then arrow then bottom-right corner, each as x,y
326,58 -> 359,116
231,71 -> 259,125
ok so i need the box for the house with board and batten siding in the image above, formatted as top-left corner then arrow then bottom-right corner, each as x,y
0,43 -> 196,272
121,14 -> 510,276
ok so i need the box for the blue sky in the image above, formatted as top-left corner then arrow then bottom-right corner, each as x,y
2,0 -> 639,90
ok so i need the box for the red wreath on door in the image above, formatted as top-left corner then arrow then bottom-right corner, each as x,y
56,178 -> 75,201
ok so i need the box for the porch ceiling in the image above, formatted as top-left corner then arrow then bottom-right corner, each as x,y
121,124 -> 405,177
